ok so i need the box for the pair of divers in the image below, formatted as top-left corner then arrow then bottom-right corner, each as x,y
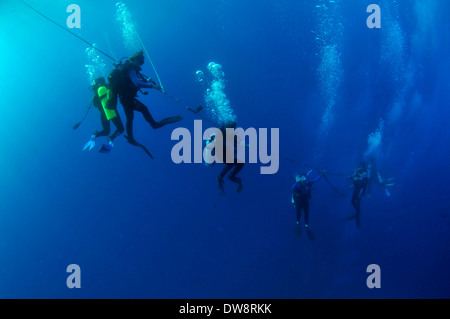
81,50 -> 183,157
291,161 -> 393,233
21,0 -> 182,156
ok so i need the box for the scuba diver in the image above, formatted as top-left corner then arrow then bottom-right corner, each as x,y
347,162 -> 370,227
291,170 -> 324,228
109,50 -> 183,146
83,77 -> 124,153
206,121 -> 244,194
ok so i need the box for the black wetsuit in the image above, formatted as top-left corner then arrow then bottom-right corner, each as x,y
117,62 -> 181,142
292,174 -> 321,225
120,96 -> 163,141
218,128 -> 244,192
93,91 -> 124,142
219,162 -> 244,186
350,169 -> 369,227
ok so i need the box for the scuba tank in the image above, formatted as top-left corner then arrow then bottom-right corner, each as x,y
97,85 -> 117,120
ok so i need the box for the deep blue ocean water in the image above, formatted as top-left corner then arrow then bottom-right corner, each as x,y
0,0 -> 449,298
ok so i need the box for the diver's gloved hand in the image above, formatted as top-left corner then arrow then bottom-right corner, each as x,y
146,77 -> 156,85
83,134 -> 96,151
153,84 -> 164,93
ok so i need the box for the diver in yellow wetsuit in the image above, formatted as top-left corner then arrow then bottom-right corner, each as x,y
83,77 -> 124,152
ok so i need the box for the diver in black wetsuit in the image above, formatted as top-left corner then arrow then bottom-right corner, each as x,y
216,121 -> 244,194
112,50 -> 183,145
291,171 -> 323,227
348,162 -> 369,227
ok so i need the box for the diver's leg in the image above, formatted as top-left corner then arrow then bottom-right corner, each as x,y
295,203 -> 302,224
229,163 -> 244,179
228,163 -> 244,192
133,99 -> 159,128
304,200 -> 310,226
346,189 -> 359,222
351,189 -> 362,227
134,99 -> 183,129
95,109 -> 110,138
121,98 -> 135,142
109,113 -> 125,142
219,163 -> 234,178
218,164 -> 233,193
351,189 -> 359,210
355,197 -> 361,227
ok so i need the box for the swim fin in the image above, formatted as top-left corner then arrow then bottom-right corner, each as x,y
83,134 -> 96,151
154,116 -> 183,129
294,224 -> 302,237
306,227 -> 315,241
218,175 -> 225,194
194,105 -> 203,113
99,144 -> 112,153
125,135 -> 154,159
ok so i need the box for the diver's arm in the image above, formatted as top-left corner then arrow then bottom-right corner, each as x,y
291,184 -> 298,204
309,174 -> 323,184
128,69 -> 154,89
